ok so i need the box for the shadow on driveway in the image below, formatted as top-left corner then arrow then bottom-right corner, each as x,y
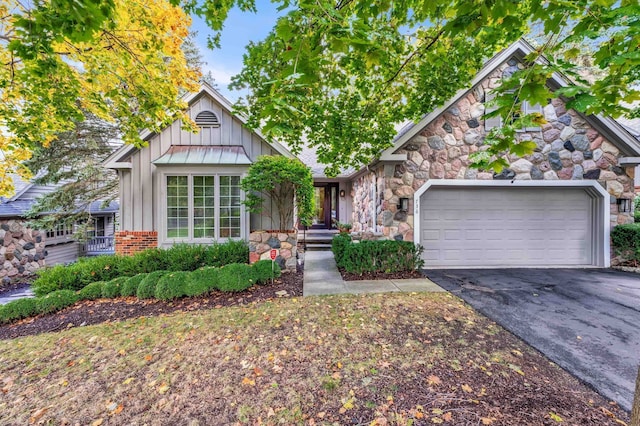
424,268 -> 640,411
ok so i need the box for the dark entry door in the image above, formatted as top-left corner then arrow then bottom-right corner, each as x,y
312,184 -> 338,229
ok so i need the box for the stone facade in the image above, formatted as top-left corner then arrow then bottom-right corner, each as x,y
0,219 -> 46,280
350,57 -> 635,243
350,168 -> 385,233
248,231 -> 297,272
115,231 -> 158,255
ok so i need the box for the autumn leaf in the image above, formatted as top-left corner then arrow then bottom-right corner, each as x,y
442,412 -> 452,422
242,377 -> 256,386
254,367 -> 264,376
144,355 -> 152,362
427,375 -> 441,386
548,412 -> 563,422
481,417 -> 494,425
122,378 -> 135,385
91,419 -> 104,426
30,407 -> 49,424
461,384 -> 473,393
157,383 -> 170,394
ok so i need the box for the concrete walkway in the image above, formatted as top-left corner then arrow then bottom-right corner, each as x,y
303,250 -> 445,296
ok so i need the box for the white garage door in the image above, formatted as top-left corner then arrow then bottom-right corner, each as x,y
420,187 -> 595,267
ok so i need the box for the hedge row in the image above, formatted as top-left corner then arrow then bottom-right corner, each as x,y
611,223 -> 640,263
33,241 -> 249,296
0,260 -> 281,324
332,234 -> 424,274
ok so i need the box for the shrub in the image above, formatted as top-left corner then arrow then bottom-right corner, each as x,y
217,264 -> 255,292
137,271 -> 167,299
33,263 -> 84,296
611,223 -> 640,263
0,298 -> 39,323
252,260 -> 281,285
204,240 -> 249,267
331,233 -> 353,268
36,290 -> 78,314
121,273 -> 147,297
187,267 -> 219,296
338,239 -> 424,274
102,276 -> 129,298
164,243 -> 208,271
78,281 -> 106,300
155,271 -> 190,300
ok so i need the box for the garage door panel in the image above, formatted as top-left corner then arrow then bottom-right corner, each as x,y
420,187 -> 594,267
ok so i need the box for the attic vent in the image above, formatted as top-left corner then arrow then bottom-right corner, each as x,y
195,111 -> 220,128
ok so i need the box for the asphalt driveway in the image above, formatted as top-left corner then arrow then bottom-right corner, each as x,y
424,268 -> 640,411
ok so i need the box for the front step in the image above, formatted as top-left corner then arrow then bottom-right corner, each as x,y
298,229 -> 338,251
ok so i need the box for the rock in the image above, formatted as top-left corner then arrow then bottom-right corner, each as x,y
593,149 -> 603,161
493,169 -> 516,180
393,210 -> 408,222
569,134 -> 589,151
563,140 -> 575,152
611,166 -> 625,176
538,161 -> 551,172
447,146 -> 461,159
543,104 -> 557,121
464,129 -> 481,145
550,139 -> 564,152
557,114 -> 572,126
466,118 -> 480,128
543,128 -> 561,142
464,168 -> 478,179
23,242 -> 35,250
559,149 -> 572,160
427,135 -> 445,150
606,180 -> 624,197
582,160 -> 596,171
266,237 -> 281,249
443,134 -> 457,146
430,163 -> 445,179
548,152 -> 563,171
447,106 -> 460,116
583,169 -> 601,180
470,103 -> 485,119
405,161 -> 419,173
383,211 -> 394,227
560,126 -> 576,140
583,150 -> 593,160
531,153 -> 544,164
442,122 -> 453,133
571,151 -> 584,163
514,173 -> 531,180
572,165 -> 584,180
510,159 -> 533,173
404,143 -> 420,151
600,141 -> 620,156
0,224 -> 8,231
591,137 -> 603,150
544,170 -> 559,180
477,172 -> 493,180
558,167 -> 573,179
473,85 -> 485,102
531,166 -> 544,180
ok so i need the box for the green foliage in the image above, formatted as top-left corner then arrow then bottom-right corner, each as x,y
155,271 -> 190,300
0,298 -> 39,324
335,239 -> 425,275
217,264 -> 255,292
78,281 -> 106,301
102,277 -> 129,299
241,156 -> 314,228
331,233 -> 353,268
137,271 -> 168,300
611,224 -> 640,263
36,290 -> 79,315
252,260 -> 281,285
186,267 -> 219,296
33,241 -> 249,296
121,274 -> 147,297
204,240 -> 249,267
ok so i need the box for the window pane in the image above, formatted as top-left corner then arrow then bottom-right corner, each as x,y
193,175 -> 215,238
167,175 -> 188,239
219,175 -> 242,238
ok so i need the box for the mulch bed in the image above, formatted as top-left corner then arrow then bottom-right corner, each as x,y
339,268 -> 424,281
0,268 -> 303,340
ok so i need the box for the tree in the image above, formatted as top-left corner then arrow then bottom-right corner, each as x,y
187,0 -> 639,176
0,0 -> 200,196
241,156 -> 314,231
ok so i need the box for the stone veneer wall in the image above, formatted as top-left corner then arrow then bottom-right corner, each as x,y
350,167 -> 385,233
352,57 -> 635,243
0,219 -> 46,281
248,231 -> 297,272
115,231 -> 158,255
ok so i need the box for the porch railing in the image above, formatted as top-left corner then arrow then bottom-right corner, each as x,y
84,236 -> 115,255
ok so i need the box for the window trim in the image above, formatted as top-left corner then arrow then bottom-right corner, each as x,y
158,167 -> 247,246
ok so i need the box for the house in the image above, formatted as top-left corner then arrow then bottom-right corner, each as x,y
108,40 -> 640,270
0,175 -> 118,280
103,82 -> 299,268
336,39 -> 640,268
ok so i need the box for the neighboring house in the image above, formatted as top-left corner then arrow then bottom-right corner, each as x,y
109,40 -> 640,270
103,82 -> 296,260
0,175 -> 118,279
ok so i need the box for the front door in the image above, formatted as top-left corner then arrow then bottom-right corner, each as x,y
312,184 -> 339,229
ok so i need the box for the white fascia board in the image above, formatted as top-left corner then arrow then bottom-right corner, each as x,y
103,144 -> 138,169
618,157 -> 640,166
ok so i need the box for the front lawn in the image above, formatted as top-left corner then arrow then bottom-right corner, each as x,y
0,293 -> 629,425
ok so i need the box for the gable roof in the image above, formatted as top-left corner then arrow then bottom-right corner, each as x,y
103,83 -> 295,169
378,38 -> 640,161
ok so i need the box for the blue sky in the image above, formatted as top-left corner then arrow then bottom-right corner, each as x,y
190,1 -> 283,102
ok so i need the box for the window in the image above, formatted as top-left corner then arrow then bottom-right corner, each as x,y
165,174 -> 242,241
484,91 -> 543,132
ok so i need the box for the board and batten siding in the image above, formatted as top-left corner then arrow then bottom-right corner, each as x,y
119,92 -> 284,234
45,242 -> 81,266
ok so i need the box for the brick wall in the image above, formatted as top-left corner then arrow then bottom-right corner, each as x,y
115,231 -> 158,255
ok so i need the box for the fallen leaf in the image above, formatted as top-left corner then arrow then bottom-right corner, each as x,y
254,367 -> 264,376
443,412 -> 452,422
242,377 -> 255,386
30,407 -> 49,424
431,417 -> 443,424
118,349 -> 126,356
158,383 -> 170,394
427,375 -> 441,386
481,418 -> 494,425
461,384 -> 473,393
548,412 -> 563,422
122,378 -> 135,385
91,419 -> 104,426
144,355 -> 152,362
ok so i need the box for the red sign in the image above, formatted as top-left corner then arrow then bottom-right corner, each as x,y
270,249 -> 277,260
